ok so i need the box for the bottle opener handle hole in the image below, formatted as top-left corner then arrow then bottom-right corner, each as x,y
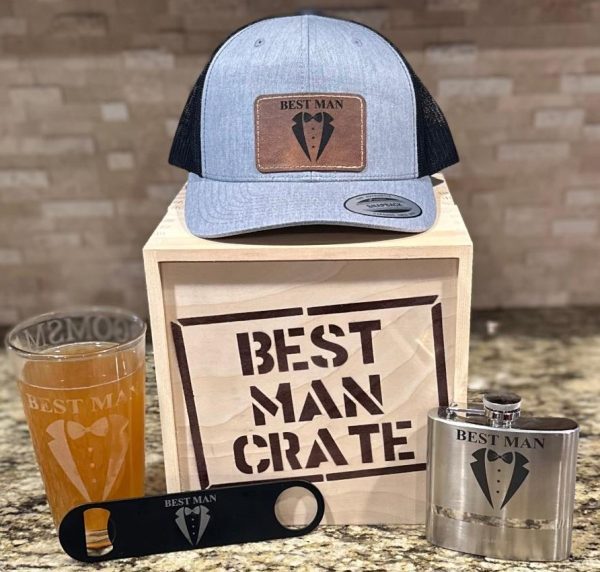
82,507 -> 115,557
274,484 -> 321,531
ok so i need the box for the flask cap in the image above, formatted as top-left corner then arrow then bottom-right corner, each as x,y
483,392 -> 521,426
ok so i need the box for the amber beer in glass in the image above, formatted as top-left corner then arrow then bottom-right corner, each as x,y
6,307 -> 146,552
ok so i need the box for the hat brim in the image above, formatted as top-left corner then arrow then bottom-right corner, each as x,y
184,173 -> 437,238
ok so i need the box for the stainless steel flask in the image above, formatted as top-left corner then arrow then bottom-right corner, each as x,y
426,392 -> 578,561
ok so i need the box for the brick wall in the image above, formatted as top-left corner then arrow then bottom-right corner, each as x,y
1,0 -> 599,323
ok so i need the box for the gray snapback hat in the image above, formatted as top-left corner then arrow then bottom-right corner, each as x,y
169,14 -> 458,238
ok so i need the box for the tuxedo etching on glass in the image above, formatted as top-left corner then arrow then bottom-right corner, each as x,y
174,505 -> 211,546
46,414 -> 129,502
292,112 -> 334,162
470,448 -> 530,509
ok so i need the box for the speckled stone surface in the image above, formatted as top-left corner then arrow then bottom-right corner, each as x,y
1,309 -> 599,571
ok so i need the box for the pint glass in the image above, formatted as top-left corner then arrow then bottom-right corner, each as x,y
6,307 -> 146,552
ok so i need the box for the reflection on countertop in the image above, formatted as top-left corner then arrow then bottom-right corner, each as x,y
1,308 -> 599,571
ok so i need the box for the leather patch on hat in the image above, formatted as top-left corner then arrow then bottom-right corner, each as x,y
255,93 -> 366,173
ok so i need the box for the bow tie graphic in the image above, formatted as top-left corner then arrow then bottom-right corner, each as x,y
301,112 -> 326,123
184,506 -> 201,516
66,417 -> 109,440
487,450 -> 513,464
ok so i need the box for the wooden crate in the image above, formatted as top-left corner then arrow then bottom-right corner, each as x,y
143,175 -> 472,524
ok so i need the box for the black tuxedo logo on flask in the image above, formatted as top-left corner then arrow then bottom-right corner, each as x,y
292,112 -> 334,162
470,448 -> 530,509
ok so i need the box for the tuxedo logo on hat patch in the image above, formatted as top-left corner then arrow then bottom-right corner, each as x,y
292,112 -> 334,162
255,93 -> 365,173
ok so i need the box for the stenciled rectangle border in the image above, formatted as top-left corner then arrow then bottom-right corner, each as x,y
170,295 -> 449,489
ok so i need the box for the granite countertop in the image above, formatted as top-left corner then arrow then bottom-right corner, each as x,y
1,309 -> 599,571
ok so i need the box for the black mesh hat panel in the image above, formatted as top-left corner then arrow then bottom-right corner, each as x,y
395,55 -> 460,177
168,70 -> 205,176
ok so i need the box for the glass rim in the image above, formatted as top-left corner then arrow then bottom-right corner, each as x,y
5,306 -> 147,361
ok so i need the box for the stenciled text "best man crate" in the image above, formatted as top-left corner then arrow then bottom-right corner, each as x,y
143,175 -> 472,524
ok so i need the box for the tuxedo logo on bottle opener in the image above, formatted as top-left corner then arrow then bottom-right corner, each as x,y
174,504 -> 211,546
255,93 -> 366,173
470,448 -> 530,509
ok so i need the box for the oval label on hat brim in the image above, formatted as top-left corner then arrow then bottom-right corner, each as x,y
344,193 -> 422,218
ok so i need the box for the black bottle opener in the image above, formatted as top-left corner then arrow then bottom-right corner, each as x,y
59,480 -> 325,562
